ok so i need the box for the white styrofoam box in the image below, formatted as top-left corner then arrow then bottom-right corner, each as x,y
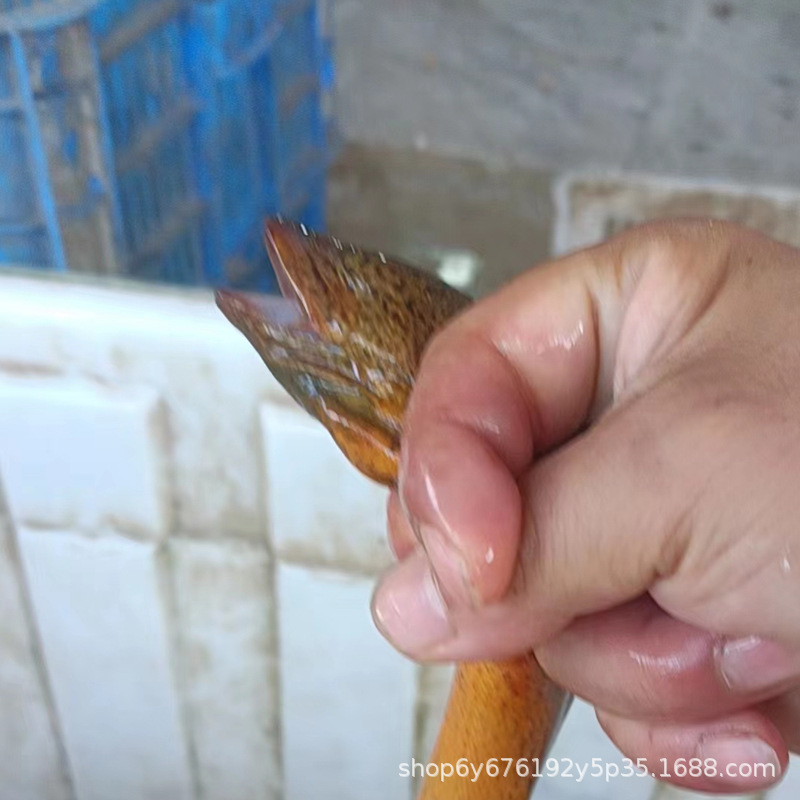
18,528 -> 193,800
535,698 -> 657,800
0,506 -> 70,800
278,563 -> 417,800
169,537 -> 280,800
414,664 -> 456,796
0,375 -> 168,538
0,273 -> 287,538
261,404 -> 392,574
551,171 -> 800,257
765,754 -> 800,800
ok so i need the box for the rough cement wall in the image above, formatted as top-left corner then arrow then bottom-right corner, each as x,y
334,0 -> 800,186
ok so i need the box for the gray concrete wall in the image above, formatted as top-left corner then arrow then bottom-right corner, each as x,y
334,0 -> 800,186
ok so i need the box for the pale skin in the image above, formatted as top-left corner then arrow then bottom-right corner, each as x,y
371,220 -> 800,794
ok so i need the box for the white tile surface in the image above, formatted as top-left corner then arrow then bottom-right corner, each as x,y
414,664 -> 456,797
0,375 -> 168,538
170,537 -> 280,800
0,274 -> 287,538
0,507 -> 70,800
535,698 -> 656,800
262,405 -> 392,574
18,528 -> 193,800
415,666 -> 454,760
278,563 -> 416,800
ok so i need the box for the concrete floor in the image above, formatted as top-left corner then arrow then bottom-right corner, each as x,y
335,0 -> 800,187
326,143 -> 554,298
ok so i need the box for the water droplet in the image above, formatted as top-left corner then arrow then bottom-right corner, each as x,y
533,320 -> 586,356
781,546 -> 792,575
300,223 -> 308,236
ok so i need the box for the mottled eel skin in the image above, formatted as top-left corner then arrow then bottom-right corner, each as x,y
216,220 -> 569,800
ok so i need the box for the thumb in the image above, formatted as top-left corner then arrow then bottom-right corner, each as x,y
372,220 -> 742,659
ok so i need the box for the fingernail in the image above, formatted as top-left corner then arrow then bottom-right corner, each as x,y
418,523 -> 478,608
719,635 -> 800,692
372,552 -> 454,655
697,734 -> 782,788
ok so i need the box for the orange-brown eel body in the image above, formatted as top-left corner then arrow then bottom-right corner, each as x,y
216,220 -> 570,799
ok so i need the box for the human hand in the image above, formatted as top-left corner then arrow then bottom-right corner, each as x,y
372,219 -> 800,793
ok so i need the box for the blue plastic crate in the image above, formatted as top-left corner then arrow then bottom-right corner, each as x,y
313,0 -> 339,163
0,0 -> 204,281
100,4 -> 206,283
186,0 -> 274,69
185,0 -> 327,288
0,0 -> 331,289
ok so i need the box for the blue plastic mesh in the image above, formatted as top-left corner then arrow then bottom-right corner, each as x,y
0,0 -> 330,288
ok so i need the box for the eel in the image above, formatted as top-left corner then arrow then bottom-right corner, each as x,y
216,219 -> 569,799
